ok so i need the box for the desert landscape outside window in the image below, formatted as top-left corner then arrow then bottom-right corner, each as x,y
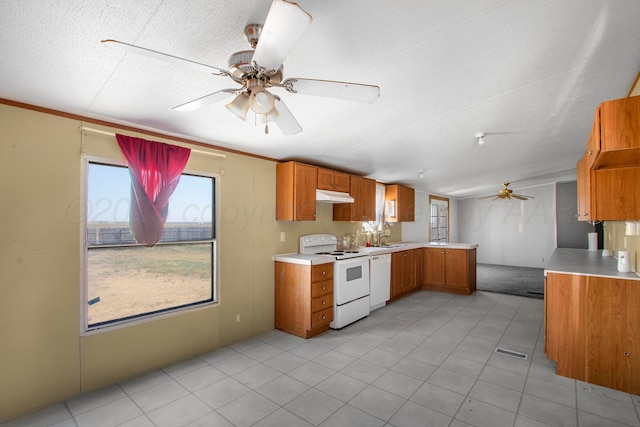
85,161 -> 216,330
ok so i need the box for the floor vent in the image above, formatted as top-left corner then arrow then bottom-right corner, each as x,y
494,347 -> 528,360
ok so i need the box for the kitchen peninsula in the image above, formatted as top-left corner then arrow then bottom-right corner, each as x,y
544,248 -> 640,395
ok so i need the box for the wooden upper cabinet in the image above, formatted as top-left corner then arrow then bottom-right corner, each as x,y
594,95 -> 640,169
593,167 -> 640,220
600,95 -> 640,152
317,168 -> 350,192
333,175 -> 376,221
576,95 -> 640,221
276,161 -> 317,221
385,184 -> 415,222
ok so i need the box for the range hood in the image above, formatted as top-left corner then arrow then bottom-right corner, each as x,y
316,189 -> 354,203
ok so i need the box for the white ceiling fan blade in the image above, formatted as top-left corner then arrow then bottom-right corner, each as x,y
173,89 -> 236,112
101,39 -> 229,76
282,78 -> 380,103
251,0 -> 312,72
273,96 -> 302,135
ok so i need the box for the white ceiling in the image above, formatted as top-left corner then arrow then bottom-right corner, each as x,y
2,0 -> 639,198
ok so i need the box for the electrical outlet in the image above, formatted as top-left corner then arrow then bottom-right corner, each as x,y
280,232 -> 286,242
236,314 -> 241,323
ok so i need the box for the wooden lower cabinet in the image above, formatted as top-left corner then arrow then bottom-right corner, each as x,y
274,261 -> 333,338
390,250 -> 416,299
423,247 -> 476,295
545,272 -> 640,395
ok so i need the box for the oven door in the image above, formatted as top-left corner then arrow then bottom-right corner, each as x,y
334,256 -> 370,305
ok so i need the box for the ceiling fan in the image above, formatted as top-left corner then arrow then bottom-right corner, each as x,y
102,0 -> 380,135
479,183 -> 534,201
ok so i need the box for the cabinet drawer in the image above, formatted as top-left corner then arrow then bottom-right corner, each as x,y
311,280 -> 333,298
311,307 -> 333,328
311,264 -> 333,282
311,294 -> 333,313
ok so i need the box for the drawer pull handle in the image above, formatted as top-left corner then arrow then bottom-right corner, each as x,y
322,301 -> 326,305
624,352 -> 630,357
322,286 -> 326,290
322,271 -> 326,275
322,315 -> 326,320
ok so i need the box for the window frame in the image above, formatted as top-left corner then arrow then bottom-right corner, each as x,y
80,155 -> 220,334
429,195 -> 450,243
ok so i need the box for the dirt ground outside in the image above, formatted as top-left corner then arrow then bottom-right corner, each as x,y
87,244 -> 212,326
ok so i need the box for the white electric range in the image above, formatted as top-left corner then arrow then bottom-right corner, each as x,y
299,234 -> 370,329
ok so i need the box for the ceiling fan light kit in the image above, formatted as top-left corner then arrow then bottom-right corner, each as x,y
102,0 -> 379,135
479,183 -> 534,201
475,132 -> 486,145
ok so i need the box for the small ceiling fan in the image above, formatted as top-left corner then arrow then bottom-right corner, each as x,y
102,0 -> 380,135
479,183 -> 534,201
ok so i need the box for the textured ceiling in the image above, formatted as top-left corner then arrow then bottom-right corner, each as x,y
1,0 -> 639,198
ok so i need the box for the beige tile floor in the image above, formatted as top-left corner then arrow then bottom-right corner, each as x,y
3,290 -> 640,427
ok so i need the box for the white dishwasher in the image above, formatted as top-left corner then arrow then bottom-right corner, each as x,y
369,254 -> 391,310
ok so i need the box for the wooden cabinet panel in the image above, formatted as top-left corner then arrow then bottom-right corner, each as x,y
576,155 -> 594,221
276,162 -> 317,221
311,263 -> 333,283
311,294 -> 332,313
424,248 -> 446,286
317,168 -> 350,192
576,96 -> 640,221
390,250 -> 416,299
545,272 -> 640,395
593,167 -> 640,220
333,175 -> 376,221
423,248 -> 476,295
311,307 -> 333,328
600,95 -> 640,152
311,280 -> 333,298
385,184 -> 415,222
275,261 -> 334,338
444,249 -> 470,290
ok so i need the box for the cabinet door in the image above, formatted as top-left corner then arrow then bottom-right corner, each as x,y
401,250 -> 416,293
390,251 -> 404,298
317,168 -> 336,191
585,276 -> 640,395
425,248 -> 446,286
334,171 -> 350,192
600,96 -> 640,151
294,163 -> 318,221
444,249 -> 468,289
362,177 -> 376,221
276,162 -> 317,221
398,185 -> 415,221
594,167 -> 640,220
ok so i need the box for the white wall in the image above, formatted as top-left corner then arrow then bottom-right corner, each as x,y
401,191 -> 459,243
457,183 -> 557,268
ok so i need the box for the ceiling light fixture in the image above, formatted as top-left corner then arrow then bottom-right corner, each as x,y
418,170 -> 425,179
225,92 -> 250,121
475,132 -> 486,145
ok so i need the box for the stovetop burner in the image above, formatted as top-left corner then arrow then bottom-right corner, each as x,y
300,234 -> 366,260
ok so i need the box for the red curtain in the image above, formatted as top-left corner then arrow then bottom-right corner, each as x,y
116,135 -> 191,247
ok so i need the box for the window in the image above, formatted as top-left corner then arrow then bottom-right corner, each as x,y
429,195 -> 449,243
84,161 -> 217,330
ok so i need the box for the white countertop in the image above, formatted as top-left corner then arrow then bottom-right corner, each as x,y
544,248 -> 640,281
273,242 -> 478,265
